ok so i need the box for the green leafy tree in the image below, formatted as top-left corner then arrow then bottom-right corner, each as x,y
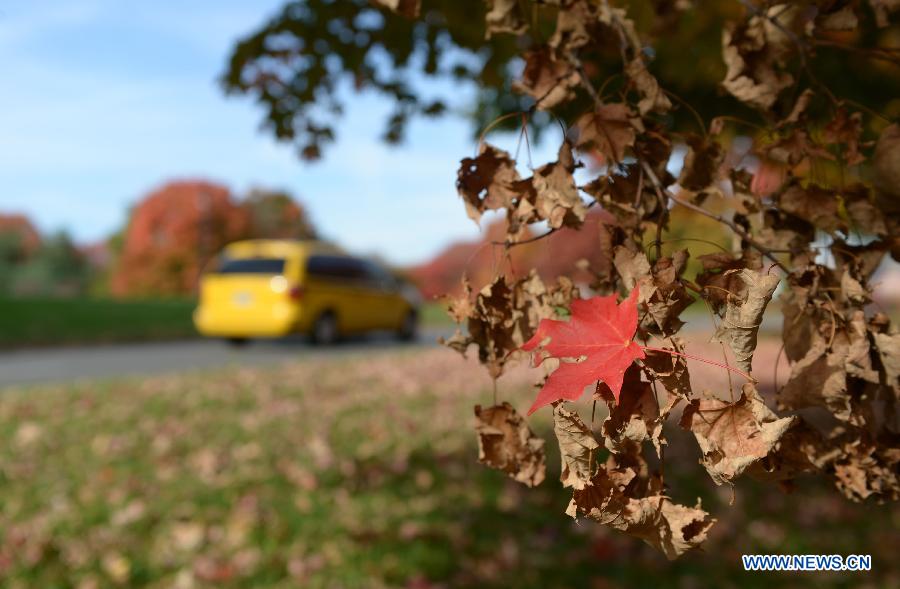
243,189 -> 317,239
223,0 -> 900,160
9,231 -> 90,297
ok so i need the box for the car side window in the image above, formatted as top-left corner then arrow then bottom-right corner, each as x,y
306,256 -> 396,290
362,261 -> 397,290
306,255 -> 365,283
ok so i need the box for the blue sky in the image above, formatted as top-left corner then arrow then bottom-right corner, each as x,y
0,0 -> 554,265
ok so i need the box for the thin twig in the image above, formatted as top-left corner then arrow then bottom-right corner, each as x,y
477,112 -> 522,154
646,237 -> 731,255
773,341 -> 786,392
575,61 -> 603,108
642,345 -> 755,383
663,89 -> 707,136
589,387 -> 599,477
702,297 -> 736,400
639,160 -> 790,273
812,39 -> 900,67
490,201 -> 598,247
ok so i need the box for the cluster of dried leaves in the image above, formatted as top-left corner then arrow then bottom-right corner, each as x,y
375,0 -> 900,559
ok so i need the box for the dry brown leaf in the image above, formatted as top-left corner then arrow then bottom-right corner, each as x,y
874,332 -> 900,393
573,104 -> 642,164
778,183 -> 843,233
625,58 -> 672,115
444,276 -> 474,324
566,463 -> 715,559
513,47 -> 580,110
695,250 -> 763,312
369,0 -> 419,18
524,141 -> 587,230
833,238 -> 889,281
846,311 -> 879,383
678,134 -> 724,192
613,246 -> 651,292
552,403 -> 599,490
781,88 -> 815,126
474,402 -> 546,487
818,5 -> 858,30
612,247 -> 694,336
642,340 -> 693,404
833,187 -> 888,238
841,271 -> 869,305
456,143 -> 521,224
484,0 -> 527,38
745,418 -> 822,483
441,272 -> 576,378
819,429 -> 900,501
873,124 -> 900,207
823,108 -> 867,165
869,0 -> 900,27
780,280 -> 827,362
599,366 -> 664,457
548,0 -> 606,53
647,252 -> 695,336
721,17 -> 794,109
583,163 -> 667,231
712,269 -> 780,374
778,338 -> 855,423
680,384 -> 797,486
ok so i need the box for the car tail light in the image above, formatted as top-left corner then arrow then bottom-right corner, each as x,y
288,285 -> 304,300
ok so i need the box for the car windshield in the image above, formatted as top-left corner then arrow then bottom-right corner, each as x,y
216,257 -> 285,275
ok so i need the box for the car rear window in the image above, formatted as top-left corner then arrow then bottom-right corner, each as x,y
217,258 -> 285,275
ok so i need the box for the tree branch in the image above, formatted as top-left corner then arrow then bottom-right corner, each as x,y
638,160 -> 790,274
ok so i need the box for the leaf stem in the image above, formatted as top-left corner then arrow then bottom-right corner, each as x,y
641,345 -> 755,383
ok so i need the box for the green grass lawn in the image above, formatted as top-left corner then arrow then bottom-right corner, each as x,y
0,297 -> 198,348
0,348 -> 896,588
0,298 -> 452,348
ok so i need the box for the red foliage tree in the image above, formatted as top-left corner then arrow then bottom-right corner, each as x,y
410,209 -> 616,299
0,214 -> 42,260
110,181 -> 250,297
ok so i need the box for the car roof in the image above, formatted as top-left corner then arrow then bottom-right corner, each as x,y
221,239 -> 345,259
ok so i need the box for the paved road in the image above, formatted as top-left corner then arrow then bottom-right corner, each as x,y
0,313 -> 782,388
0,329 -> 452,388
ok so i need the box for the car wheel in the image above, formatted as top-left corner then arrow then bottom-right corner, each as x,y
311,312 -> 339,345
226,337 -> 250,347
397,310 -> 418,341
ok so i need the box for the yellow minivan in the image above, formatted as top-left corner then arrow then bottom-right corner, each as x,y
193,240 -> 420,344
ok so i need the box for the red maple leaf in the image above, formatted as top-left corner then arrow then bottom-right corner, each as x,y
522,289 -> 645,415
